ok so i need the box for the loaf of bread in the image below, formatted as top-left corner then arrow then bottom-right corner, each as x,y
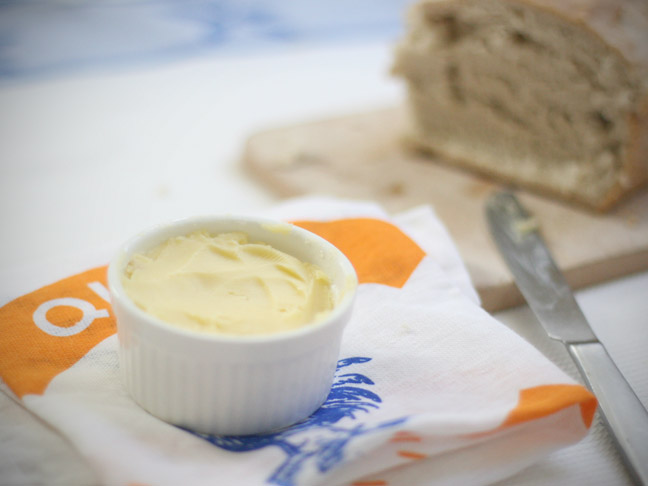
392,0 -> 648,211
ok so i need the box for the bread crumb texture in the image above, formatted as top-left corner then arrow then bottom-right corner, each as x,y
393,0 -> 648,210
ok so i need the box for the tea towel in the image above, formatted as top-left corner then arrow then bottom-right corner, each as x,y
0,196 -> 596,486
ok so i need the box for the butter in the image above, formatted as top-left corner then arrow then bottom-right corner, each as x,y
122,231 -> 335,335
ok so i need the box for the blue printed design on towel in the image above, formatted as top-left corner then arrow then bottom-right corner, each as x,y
188,357 -> 406,486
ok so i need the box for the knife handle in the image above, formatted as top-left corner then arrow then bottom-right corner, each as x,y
569,342 -> 648,485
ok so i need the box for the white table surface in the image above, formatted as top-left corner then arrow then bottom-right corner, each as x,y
1,38 -> 646,486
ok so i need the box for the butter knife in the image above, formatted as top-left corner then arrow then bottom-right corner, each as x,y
486,191 -> 648,485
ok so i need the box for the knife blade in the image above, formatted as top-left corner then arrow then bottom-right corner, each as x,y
486,191 -> 648,485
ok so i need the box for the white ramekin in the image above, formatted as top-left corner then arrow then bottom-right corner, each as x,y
107,216 -> 357,436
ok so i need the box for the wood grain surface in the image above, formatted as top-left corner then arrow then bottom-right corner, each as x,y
243,106 -> 648,312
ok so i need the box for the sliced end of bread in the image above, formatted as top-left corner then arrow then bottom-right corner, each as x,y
393,0 -> 648,210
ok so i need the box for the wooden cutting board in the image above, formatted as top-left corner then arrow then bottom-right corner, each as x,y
242,106 -> 648,312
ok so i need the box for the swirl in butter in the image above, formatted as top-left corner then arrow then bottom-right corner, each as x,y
122,231 -> 335,335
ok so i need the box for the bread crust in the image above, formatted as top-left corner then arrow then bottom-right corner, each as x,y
617,95 -> 648,208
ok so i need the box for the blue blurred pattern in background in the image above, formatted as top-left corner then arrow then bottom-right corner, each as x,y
0,0 -> 413,79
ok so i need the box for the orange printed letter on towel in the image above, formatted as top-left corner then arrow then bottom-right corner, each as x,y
0,266 -> 116,398
293,219 -> 425,288
504,384 -> 597,429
